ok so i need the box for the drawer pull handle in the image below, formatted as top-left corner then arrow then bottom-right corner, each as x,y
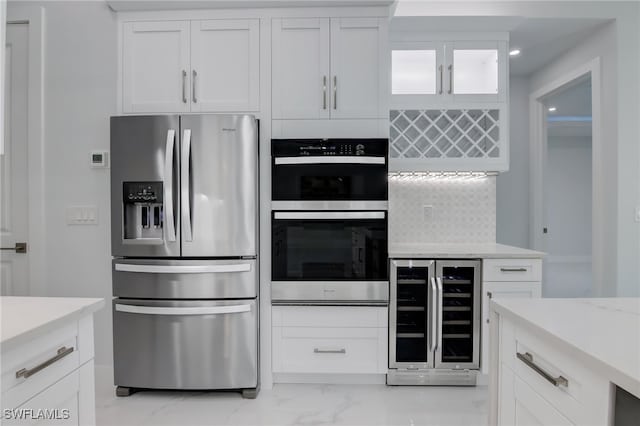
517,352 -> 568,387
500,268 -> 528,272
16,346 -> 74,379
314,348 -> 346,354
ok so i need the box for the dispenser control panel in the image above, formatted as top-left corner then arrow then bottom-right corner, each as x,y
123,182 -> 163,204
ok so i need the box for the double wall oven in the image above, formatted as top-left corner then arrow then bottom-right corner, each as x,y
271,138 -> 389,305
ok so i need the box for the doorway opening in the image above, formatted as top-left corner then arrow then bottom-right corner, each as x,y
541,76 -> 593,297
529,59 -> 601,297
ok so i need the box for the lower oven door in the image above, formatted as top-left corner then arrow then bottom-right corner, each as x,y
113,299 -> 257,390
271,211 -> 388,303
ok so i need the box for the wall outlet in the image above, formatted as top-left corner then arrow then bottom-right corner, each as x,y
635,207 -> 640,223
423,205 -> 433,221
66,205 -> 98,225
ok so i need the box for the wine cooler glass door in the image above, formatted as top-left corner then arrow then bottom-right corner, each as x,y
389,259 -> 435,369
434,260 -> 481,370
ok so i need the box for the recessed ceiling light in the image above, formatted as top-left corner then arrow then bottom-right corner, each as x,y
548,106 -> 557,112
509,49 -> 521,57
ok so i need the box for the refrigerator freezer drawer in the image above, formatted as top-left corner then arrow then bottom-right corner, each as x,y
112,258 -> 257,299
113,298 -> 258,390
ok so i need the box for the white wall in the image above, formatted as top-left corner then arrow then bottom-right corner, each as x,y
496,77 -> 529,248
8,0 -> 117,365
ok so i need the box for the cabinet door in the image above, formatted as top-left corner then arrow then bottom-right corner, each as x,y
513,375 -> 574,425
481,282 -> 541,374
330,18 -> 386,119
191,19 -> 259,112
123,21 -> 190,113
390,41 -> 446,108
272,18 -> 330,119
445,41 -> 507,103
9,370 -> 81,426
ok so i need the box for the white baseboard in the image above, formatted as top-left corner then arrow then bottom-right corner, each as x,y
273,373 -> 386,385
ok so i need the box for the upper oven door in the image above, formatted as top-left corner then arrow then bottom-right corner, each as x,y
272,211 -> 388,282
271,139 -> 388,208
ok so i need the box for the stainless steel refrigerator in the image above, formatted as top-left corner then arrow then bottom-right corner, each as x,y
110,114 -> 259,398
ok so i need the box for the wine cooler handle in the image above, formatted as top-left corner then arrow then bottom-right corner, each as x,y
436,277 -> 444,353
429,277 -> 438,353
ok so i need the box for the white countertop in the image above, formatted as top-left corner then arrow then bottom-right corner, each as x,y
491,297 -> 640,398
1,296 -> 105,350
388,243 -> 545,259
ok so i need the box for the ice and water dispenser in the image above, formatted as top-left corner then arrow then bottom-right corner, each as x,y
122,182 -> 164,242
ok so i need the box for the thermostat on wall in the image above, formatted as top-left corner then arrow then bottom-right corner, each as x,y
90,150 -> 109,168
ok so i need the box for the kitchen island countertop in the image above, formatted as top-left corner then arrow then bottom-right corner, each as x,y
1,296 -> 104,351
388,243 -> 545,259
491,297 -> 640,398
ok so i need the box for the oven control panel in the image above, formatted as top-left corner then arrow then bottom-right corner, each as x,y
272,138 -> 388,158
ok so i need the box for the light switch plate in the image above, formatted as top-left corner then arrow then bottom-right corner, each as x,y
66,205 -> 98,225
635,207 -> 640,223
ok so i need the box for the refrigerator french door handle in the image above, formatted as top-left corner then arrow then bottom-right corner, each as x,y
115,304 -> 251,316
429,277 -> 438,353
181,129 -> 193,242
436,277 -> 444,354
163,130 -> 177,242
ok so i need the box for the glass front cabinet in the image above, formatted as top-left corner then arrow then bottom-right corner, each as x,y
389,36 -> 509,172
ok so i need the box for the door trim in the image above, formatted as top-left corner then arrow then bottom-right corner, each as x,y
529,57 -> 602,296
6,7 -> 45,296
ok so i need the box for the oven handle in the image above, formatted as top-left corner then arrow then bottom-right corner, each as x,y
114,263 -> 251,274
115,304 -> 251,316
274,211 -> 385,220
274,156 -> 385,165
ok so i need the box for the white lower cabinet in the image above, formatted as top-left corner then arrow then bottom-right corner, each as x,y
272,306 -> 388,379
1,317 -> 96,426
493,315 -> 610,426
481,258 -> 542,375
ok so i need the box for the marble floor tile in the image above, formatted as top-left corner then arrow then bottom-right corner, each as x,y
95,367 -> 488,426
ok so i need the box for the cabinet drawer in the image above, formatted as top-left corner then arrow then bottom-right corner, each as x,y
272,306 -> 387,328
514,374 -> 574,425
1,323 -> 80,410
483,259 -> 542,282
509,326 -> 609,425
273,326 -> 386,374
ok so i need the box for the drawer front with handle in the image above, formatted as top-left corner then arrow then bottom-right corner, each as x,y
272,326 -> 383,374
113,299 -> 257,390
1,323 -> 79,410
113,258 -> 257,299
511,327 -> 609,425
483,259 -> 542,282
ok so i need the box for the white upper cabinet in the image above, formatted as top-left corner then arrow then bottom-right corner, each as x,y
391,43 -> 442,96
272,17 -> 387,120
390,39 -> 507,107
123,21 -> 191,113
447,41 -> 506,103
272,18 -> 330,119
191,19 -> 259,112
122,19 -> 259,113
330,18 -> 386,119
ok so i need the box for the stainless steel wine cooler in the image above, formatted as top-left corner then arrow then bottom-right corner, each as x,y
387,259 -> 481,386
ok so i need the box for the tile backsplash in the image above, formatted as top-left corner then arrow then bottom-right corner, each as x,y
389,175 -> 496,244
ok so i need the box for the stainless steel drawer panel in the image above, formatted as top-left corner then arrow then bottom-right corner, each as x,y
113,299 -> 258,390
112,258 -> 257,299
